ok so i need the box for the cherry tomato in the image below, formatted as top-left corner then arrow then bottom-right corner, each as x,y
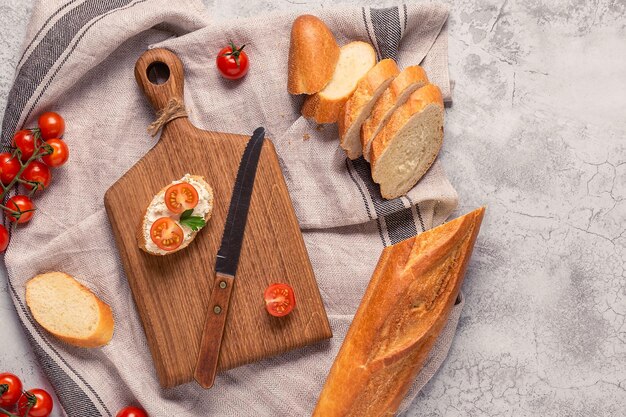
5,195 -> 35,224
216,42 -> 249,80
0,372 -> 23,407
41,139 -> 69,168
164,183 -> 199,214
0,152 -> 20,185
116,406 -> 149,417
17,389 -> 53,417
0,225 -> 9,252
21,161 -> 52,191
264,283 -> 296,317
38,112 -> 65,140
13,129 -> 38,162
150,217 -> 184,251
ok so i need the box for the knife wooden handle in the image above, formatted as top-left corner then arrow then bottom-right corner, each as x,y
194,272 -> 235,389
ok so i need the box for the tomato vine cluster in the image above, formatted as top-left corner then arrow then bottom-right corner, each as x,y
0,372 -> 149,417
0,112 -> 69,252
0,372 -> 53,417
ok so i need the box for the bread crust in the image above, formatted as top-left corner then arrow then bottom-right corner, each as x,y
313,207 -> 485,417
371,83 -> 443,165
26,272 -> 115,348
361,66 -> 429,161
287,15 -> 340,95
338,59 -> 399,159
301,41 -> 376,124
138,175 -> 214,256
370,84 -> 444,199
301,92 -> 347,124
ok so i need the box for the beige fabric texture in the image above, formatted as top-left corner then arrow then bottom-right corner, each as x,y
2,1 -> 460,415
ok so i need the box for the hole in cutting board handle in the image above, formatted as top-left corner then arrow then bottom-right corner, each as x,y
146,61 -> 170,85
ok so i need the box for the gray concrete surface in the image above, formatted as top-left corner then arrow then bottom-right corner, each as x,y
0,0 -> 624,416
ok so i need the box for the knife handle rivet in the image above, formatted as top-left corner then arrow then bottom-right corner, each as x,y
213,305 -> 222,314
219,281 -> 227,289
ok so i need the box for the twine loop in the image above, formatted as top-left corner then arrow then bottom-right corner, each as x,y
147,98 -> 188,136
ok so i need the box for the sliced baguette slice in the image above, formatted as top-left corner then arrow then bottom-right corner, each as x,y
138,174 -> 214,256
338,59 -> 400,159
301,41 -> 376,124
371,84 -> 444,200
288,15 -> 340,94
361,66 -> 429,162
26,272 -> 114,348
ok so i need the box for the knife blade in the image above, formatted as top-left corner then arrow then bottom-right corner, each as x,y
214,127 -> 266,276
194,127 -> 266,389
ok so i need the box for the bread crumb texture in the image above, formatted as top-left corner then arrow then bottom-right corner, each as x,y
26,272 -> 114,347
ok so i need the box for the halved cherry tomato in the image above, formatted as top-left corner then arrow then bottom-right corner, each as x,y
150,217 -> 184,251
164,183 -> 198,214
38,112 -> 65,140
21,161 -> 52,191
0,152 -> 20,185
13,129 -> 38,162
0,372 -> 23,407
264,283 -> 296,317
41,138 -> 69,168
0,225 -> 9,252
5,195 -> 35,224
17,388 -> 53,417
116,406 -> 149,417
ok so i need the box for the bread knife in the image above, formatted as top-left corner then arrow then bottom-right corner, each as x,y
194,127 -> 266,389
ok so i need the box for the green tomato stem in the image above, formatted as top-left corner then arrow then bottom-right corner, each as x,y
0,129 -> 51,222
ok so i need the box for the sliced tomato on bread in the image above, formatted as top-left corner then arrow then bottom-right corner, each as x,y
150,217 -> 184,251
165,182 -> 199,214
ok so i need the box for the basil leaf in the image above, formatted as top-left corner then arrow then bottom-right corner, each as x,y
179,209 -> 206,232
180,209 -> 194,220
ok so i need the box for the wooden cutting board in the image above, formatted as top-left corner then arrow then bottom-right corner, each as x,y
104,48 -> 332,388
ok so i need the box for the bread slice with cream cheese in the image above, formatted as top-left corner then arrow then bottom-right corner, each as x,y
138,174 -> 214,256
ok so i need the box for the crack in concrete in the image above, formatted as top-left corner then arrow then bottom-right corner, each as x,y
489,0 -> 509,33
568,224 -> 623,246
512,70 -> 516,105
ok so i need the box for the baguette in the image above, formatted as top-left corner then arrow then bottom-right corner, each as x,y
288,15 -> 340,95
301,41 -> 376,124
338,59 -> 400,159
370,84 -> 444,199
313,207 -> 485,417
138,174 -> 214,256
26,272 -> 115,348
361,66 -> 429,162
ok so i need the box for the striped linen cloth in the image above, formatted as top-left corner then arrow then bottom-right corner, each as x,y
1,1 -> 460,415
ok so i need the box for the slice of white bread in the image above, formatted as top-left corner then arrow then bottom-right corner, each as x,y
138,174 -> 214,256
338,59 -> 399,159
288,15 -> 340,94
301,41 -> 376,124
361,66 -> 429,162
371,84 -> 444,200
26,272 -> 114,348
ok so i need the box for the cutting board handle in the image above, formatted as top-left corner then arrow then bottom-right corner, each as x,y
135,48 -> 185,114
